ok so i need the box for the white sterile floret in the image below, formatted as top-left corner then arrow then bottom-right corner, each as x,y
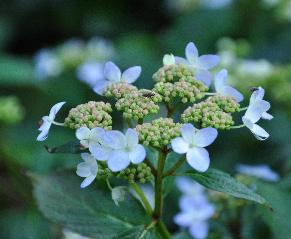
93,61 -> 142,95
163,54 -> 175,66
76,153 -> 98,188
37,101 -> 66,141
175,42 -> 220,86
104,128 -> 146,172
111,186 -> 127,206
214,69 -> 244,102
242,87 -> 272,140
175,177 -> 215,239
171,124 -> 218,172
76,127 -> 105,150
236,164 -> 280,182
77,61 -> 105,87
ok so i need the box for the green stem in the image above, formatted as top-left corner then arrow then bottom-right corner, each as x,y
230,124 -> 245,129
156,221 -> 171,239
204,92 -> 216,96
239,106 -> 248,112
130,183 -> 153,215
138,220 -> 157,239
106,178 -> 113,191
154,149 -> 167,219
52,121 -> 65,126
163,157 -> 185,177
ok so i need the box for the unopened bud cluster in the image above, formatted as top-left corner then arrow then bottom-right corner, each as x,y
153,64 -> 208,103
116,163 -> 153,183
104,82 -> 138,99
181,100 -> 234,130
96,163 -> 113,179
136,118 -> 182,148
207,95 -> 240,113
64,101 -> 112,129
115,90 -> 162,120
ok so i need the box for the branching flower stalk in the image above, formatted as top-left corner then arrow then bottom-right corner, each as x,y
36,42 -> 273,239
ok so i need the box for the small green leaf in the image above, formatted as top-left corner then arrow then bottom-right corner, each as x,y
44,141 -> 86,154
33,173 -> 151,239
184,168 -> 268,205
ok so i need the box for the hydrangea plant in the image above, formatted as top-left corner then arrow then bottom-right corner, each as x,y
35,42 -> 273,239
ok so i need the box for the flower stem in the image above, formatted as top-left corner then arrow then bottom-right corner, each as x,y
130,183 -> 153,215
156,220 -> 171,239
239,106 -> 248,112
230,124 -> 245,129
204,92 -> 216,96
52,121 -> 65,126
163,157 -> 185,177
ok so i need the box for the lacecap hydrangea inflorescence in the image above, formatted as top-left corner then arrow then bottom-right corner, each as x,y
36,42 -> 273,206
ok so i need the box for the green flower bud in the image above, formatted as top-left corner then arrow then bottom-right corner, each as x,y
64,101 -> 112,129
135,118 -> 182,148
207,95 -> 240,113
104,82 -> 138,99
153,64 -> 194,83
116,163 -> 153,184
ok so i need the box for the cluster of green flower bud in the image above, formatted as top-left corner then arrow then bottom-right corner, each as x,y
136,118 -> 182,148
152,64 -> 194,83
115,90 -> 162,120
181,100 -> 234,130
104,82 -> 138,99
96,163 -> 113,179
152,64 -> 208,103
116,163 -> 153,184
0,96 -> 24,124
207,95 -> 240,113
64,101 -> 112,129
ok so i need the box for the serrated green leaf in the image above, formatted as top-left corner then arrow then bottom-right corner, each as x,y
184,168 -> 267,205
33,173 -> 151,239
44,140 -> 86,154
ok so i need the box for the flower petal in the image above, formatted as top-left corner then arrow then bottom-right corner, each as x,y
121,66 -> 142,83
189,221 -> 209,239
186,147 -> 210,172
104,61 -> 121,82
89,144 -> 111,161
193,127 -> 218,147
76,162 -> 91,177
76,127 -> 91,140
37,127 -> 50,141
129,144 -> 146,164
80,175 -> 96,188
104,130 -> 126,149
163,54 -> 175,65
251,123 -> 270,141
261,112 -> 273,120
93,79 -> 111,95
91,127 -> 106,142
107,150 -> 130,172
196,69 -> 212,86
171,137 -> 189,154
125,128 -> 139,147
250,86 -> 265,103
219,85 -> 244,103
214,69 -> 228,91
181,123 -> 197,144
198,54 -> 220,70
185,42 -> 198,65
174,56 -> 189,65
38,116 -> 50,131
48,101 -> 66,119
245,100 -> 270,123
174,211 -> 194,227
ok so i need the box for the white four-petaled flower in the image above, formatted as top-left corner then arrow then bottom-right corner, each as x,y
93,61 -> 141,95
175,42 -> 220,86
76,127 -> 106,152
214,69 -> 243,102
104,128 -> 146,172
76,153 -> 98,188
171,124 -> 218,172
242,87 -> 272,140
37,101 -> 66,141
175,177 -> 215,239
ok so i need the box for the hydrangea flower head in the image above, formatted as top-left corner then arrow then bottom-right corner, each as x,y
171,124 -> 218,172
236,164 -> 279,182
104,128 -> 146,172
214,69 -> 243,102
76,153 -> 98,188
175,42 -> 220,86
37,101 -> 66,141
94,61 -> 141,95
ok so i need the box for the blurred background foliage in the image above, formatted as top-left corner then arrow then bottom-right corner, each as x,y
0,0 -> 291,238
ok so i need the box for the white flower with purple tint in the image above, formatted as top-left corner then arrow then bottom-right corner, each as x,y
104,128 -> 146,172
37,102 -> 66,141
175,42 -> 220,86
175,177 -> 215,239
77,61 -> 105,87
163,54 -> 175,66
236,164 -> 279,182
171,124 -> 218,172
76,126 -> 106,151
93,61 -> 142,95
35,49 -> 63,79
242,87 -> 272,140
214,69 -> 244,102
76,153 -> 98,188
